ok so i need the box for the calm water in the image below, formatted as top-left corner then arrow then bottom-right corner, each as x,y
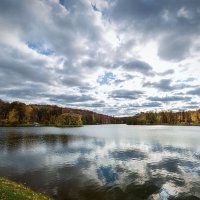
0,125 -> 200,200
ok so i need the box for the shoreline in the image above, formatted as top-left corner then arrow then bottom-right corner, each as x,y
0,124 -> 83,128
0,123 -> 199,127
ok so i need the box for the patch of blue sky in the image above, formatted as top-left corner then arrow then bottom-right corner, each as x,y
97,71 -> 116,85
96,166 -> 118,184
27,41 -> 54,56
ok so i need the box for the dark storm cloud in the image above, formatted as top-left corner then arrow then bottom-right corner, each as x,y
109,0 -> 200,61
148,96 -> 191,102
110,89 -> 143,99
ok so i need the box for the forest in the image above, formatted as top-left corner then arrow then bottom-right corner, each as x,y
0,99 -> 200,126
0,99 -> 121,126
125,110 -> 200,125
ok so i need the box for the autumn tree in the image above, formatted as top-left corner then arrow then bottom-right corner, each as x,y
55,113 -> 82,126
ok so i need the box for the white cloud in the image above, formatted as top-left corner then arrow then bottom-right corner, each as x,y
0,0 -> 199,116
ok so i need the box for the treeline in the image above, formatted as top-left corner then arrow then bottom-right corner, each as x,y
126,110 -> 200,125
0,99 -> 121,126
1,99 -> 200,126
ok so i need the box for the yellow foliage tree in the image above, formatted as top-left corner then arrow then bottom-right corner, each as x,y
55,113 -> 82,126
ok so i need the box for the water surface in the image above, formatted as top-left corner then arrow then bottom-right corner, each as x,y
0,125 -> 200,200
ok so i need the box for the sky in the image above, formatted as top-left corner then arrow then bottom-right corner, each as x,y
0,0 -> 200,116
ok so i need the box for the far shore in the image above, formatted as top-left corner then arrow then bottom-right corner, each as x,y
0,123 -> 200,128
0,124 -> 83,128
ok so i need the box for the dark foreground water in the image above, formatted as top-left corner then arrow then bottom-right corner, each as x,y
0,125 -> 200,200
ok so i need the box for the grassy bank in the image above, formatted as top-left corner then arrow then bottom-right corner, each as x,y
0,177 -> 52,200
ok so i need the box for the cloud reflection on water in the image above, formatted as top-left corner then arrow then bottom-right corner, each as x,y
0,126 -> 200,199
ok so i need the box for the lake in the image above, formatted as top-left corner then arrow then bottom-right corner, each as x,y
0,125 -> 200,200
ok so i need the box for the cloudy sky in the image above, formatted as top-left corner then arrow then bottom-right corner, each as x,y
0,0 -> 200,116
